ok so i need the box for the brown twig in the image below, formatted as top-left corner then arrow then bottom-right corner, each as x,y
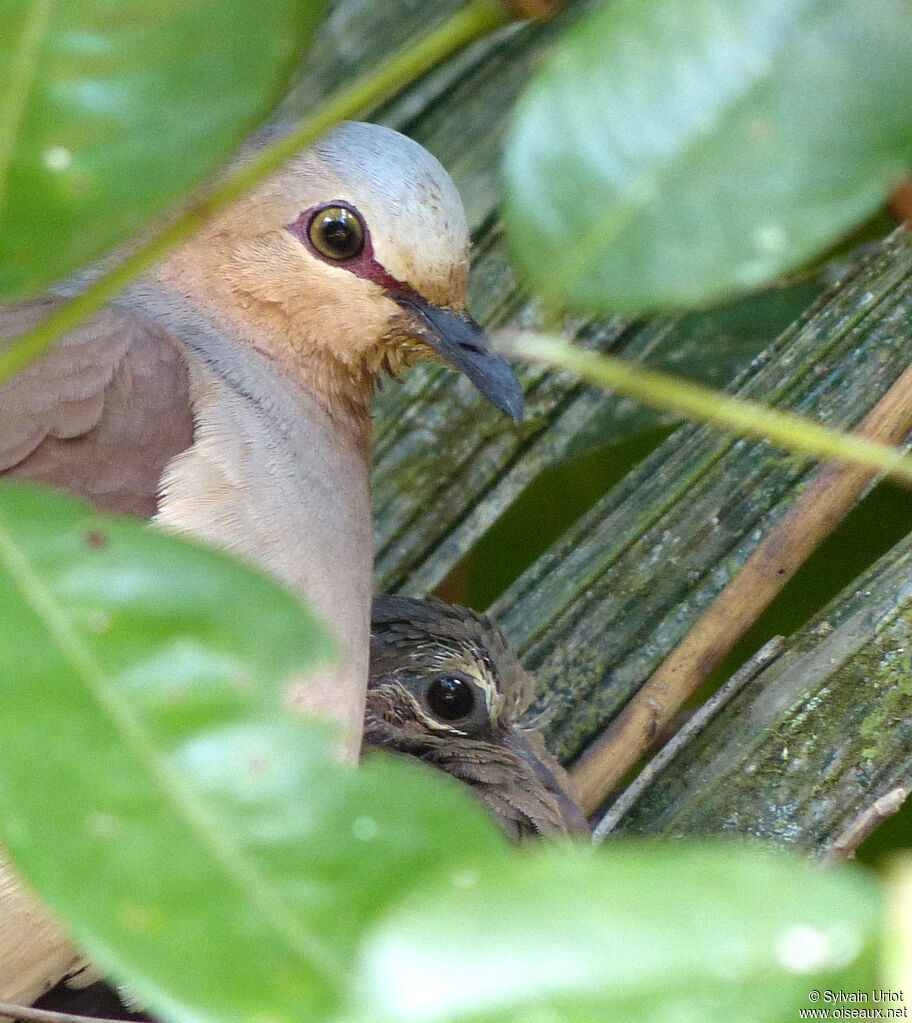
0,1003 -> 135,1023
591,637 -> 786,841
571,360 -> 912,815
827,786 -> 910,860
497,0 -> 565,18
889,180 -> 912,225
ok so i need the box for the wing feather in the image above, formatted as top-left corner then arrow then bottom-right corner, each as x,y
1,300 -> 194,516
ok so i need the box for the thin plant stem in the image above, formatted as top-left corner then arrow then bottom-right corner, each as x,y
506,332 -> 912,486
591,637 -> 786,839
558,353 -> 912,813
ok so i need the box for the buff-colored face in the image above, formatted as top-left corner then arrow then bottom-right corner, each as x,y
197,121 -> 522,419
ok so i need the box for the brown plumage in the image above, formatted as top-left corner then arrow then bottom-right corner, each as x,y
0,121 -> 524,1008
366,595 -> 589,840
0,120 -> 523,756
0,300 -> 193,518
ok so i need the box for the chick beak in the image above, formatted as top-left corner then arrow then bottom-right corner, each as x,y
391,292 -> 524,422
504,730 -> 591,836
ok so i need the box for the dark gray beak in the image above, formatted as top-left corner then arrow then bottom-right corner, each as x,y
392,292 -> 524,422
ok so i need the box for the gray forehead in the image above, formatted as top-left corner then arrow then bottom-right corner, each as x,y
315,123 -> 460,210
311,122 -> 469,249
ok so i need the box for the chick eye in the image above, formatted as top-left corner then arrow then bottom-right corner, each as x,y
308,204 -> 366,262
426,676 -> 475,721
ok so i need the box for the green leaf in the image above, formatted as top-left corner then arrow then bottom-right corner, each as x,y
0,487 -> 885,1023
0,0 -> 322,299
0,485 -> 504,1023
351,843 -> 883,1023
504,0 -> 912,314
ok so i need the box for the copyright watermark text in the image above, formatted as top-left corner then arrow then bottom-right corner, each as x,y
800,990 -> 907,1019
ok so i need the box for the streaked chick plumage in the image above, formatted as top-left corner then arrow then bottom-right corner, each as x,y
366,595 -> 589,839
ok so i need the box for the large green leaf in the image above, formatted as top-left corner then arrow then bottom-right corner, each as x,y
504,0 -> 912,314
350,843 -> 883,1023
0,0 -> 322,299
0,486 -> 886,1023
0,485 -> 504,1023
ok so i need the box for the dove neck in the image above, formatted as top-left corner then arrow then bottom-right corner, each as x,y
122,279 -> 373,761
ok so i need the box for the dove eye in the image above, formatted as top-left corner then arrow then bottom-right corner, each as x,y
307,203 -> 366,262
426,676 -> 476,722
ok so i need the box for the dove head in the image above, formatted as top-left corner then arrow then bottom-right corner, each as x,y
197,121 -> 523,421
366,595 -> 589,839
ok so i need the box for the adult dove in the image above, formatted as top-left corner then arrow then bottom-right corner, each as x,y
0,121 -> 523,1007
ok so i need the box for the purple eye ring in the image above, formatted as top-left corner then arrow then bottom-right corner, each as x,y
285,201 -> 417,295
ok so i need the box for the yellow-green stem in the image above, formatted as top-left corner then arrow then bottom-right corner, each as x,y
0,0 -> 510,386
509,333 -> 912,486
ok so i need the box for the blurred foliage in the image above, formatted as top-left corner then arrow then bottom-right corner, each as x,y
0,486 -> 883,1021
504,0 -> 912,312
0,0 -> 321,299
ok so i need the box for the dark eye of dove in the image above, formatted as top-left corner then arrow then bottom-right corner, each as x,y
426,675 -> 477,721
307,203 -> 366,262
